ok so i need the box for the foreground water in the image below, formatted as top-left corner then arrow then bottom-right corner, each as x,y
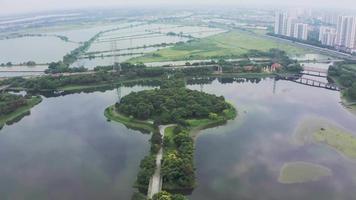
188,78 -> 356,200
0,78 -> 356,200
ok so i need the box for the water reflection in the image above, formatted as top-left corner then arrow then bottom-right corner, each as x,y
0,86 -> 153,200
188,78 -> 356,200
0,76 -> 355,200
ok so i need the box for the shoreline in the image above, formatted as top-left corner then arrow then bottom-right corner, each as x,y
104,102 -> 237,195
0,96 -> 42,130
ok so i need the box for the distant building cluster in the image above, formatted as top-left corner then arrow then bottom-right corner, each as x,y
274,11 -> 356,53
274,12 -> 308,40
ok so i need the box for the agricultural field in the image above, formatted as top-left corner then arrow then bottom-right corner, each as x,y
129,30 -> 310,63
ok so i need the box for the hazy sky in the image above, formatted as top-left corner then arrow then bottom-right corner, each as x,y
2,0 -> 356,15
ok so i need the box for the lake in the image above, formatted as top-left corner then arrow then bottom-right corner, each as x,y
0,75 -> 356,199
0,37 -> 78,64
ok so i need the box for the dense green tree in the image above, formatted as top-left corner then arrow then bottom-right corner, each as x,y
116,87 -> 229,123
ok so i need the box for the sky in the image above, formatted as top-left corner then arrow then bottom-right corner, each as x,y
2,0 -> 356,15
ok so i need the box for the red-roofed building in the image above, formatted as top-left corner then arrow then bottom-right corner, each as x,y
271,63 -> 282,71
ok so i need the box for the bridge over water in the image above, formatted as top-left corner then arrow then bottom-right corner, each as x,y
293,77 -> 340,91
301,66 -> 329,78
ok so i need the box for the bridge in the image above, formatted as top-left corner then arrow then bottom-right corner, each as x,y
293,77 -> 340,91
298,59 -> 343,63
301,66 -> 329,78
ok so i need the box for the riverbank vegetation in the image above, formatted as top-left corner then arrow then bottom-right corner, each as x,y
329,62 -> 356,102
45,61 -> 87,74
129,30 -> 308,63
0,93 -> 42,129
1,49 -> 302,93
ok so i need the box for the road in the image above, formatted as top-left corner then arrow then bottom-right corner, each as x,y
264,35 -> 356,60
147,124 -> 176,199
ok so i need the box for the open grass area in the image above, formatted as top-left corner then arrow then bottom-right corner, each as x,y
164,126 -> 176,139
295,117 -> 356,161
104,105 -> 157,133
278,162 -> 332,184
0,96 -> 42,129
129,30 -> 309,63
314,125 -> 356,160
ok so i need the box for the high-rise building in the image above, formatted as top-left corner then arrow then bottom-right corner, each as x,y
286,18 -> 297,37
335,16 -> 356,50
321,13 -> 338,25
319,26 -> 336,46
294,23 -> 308,40
274,12 -> 288,35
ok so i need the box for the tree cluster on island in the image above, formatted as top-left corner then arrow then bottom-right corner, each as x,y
116,83 -> 229,125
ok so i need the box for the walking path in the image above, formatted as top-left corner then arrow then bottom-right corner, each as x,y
147,124 -> 176,199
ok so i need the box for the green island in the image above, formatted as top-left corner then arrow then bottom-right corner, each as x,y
129,30 -> 309,63
105,78 -> 236,199
278,161 -> 332,184
295,117 -> 356,161
0,93 -> 42,129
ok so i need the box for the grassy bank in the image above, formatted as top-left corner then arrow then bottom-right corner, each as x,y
0,96 -> 42,129
104,105 -> 157,133
188,103 -> 237,138
129,30 -> 308,63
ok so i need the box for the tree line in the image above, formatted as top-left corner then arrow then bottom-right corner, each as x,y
329,61 -> 356,100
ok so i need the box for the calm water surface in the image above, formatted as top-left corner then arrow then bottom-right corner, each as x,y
0,86 -> 153,200
188,78 -> 356,200
0,77 -> 356,200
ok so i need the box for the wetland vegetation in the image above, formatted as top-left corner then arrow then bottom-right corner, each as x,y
278,162 -> 332,184
295,117 -> 356,161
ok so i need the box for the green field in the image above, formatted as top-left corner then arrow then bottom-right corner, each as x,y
278,162 -> 332,184
129,30 -> 309,63
0,96 -> 42,129
295,117 -> 356,161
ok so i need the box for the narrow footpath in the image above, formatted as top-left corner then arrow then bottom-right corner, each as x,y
147,125 -> 175,199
